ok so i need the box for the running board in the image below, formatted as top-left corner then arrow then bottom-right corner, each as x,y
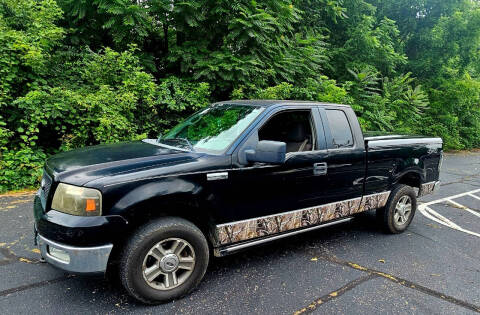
214,217 -> 353,257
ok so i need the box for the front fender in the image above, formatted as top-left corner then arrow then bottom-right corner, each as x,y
107,177 -> 203,218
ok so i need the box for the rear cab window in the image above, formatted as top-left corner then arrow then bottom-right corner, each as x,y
325,109 -> 354,149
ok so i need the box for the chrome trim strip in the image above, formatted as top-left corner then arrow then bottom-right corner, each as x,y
207,172 -> 228,181
368,137 -> 443,148
215,217 -> 353,256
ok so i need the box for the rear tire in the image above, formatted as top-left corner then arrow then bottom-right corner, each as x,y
376,184 -> 417,234
119,217 -> 209,304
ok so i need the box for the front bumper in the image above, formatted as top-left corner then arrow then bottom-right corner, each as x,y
37,233 -> 113,274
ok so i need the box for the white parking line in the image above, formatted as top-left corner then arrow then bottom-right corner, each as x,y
418,188 -> 480,239
446,199 -> 480,218
421,188 -> 480,206
468,193 -> 480,201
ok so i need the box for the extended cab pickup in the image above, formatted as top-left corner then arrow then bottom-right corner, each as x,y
33,100 -> 442,303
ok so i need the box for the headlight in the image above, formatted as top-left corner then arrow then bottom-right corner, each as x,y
51,183 -> 102,216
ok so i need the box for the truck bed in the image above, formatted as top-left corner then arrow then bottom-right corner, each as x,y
362,131 -> 443,197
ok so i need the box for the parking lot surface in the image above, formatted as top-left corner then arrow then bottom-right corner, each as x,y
1,152 -> 479,314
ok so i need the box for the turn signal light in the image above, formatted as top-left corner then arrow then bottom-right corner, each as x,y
85,199 -> 97,212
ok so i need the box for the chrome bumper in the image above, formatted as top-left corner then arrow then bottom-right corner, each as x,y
37,234 -> 113,274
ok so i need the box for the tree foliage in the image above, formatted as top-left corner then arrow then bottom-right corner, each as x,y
1,0 -> 480,191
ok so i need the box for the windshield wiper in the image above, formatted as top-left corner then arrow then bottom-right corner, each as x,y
158,137 -> 195,151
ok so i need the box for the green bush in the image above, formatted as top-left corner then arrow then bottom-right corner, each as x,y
0,46 -> 210,192
232,76 -> 350,104
0,147 -> 45,192
425,75 -> 480,150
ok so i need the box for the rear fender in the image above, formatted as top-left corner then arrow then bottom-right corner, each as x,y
394,168 -> 425,188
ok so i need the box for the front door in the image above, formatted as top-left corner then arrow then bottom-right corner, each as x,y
214,106 -> 333,246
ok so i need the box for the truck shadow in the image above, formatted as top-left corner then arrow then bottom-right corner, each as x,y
52,211 -> 384,309
207,211 -> 380,272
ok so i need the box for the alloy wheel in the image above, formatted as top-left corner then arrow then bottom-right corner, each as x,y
394,195 -> 412,226
142,238 -> 195,290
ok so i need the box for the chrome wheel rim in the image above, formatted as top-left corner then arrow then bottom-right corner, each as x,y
142,238 -> 195,290
394,195 -> 412,226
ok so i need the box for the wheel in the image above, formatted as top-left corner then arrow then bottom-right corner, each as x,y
376,184 -> 417,234
119,217 -> 209,304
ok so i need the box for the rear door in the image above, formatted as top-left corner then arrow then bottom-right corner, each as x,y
319,106 -> 366,204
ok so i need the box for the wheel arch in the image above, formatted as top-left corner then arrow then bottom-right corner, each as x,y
395,170 -> 424,189
105,180 -> 216,268
108,178 -> 213,229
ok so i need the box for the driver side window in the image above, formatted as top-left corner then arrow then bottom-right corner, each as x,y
258,110 -> 315,153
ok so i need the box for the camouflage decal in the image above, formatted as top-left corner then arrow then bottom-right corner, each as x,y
216,191 -> 391,246
418,181 -> 438,197
359,191 -> 390,211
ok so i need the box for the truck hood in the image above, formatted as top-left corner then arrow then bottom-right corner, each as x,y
46,141 -> 199,186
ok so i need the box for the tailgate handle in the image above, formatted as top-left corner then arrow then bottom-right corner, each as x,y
313,162 -> 328,175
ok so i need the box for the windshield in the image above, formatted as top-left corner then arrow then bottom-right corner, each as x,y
159,104 -> 264,153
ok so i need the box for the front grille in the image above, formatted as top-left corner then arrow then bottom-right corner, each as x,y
41,171 -> 52,198
40,171 -> 52,210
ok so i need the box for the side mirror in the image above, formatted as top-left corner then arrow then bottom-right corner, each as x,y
246,140 -> 286,164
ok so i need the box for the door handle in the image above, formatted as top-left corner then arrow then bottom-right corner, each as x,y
313,162 -> 328,175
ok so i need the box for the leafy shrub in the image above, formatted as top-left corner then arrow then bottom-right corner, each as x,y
425,75 -> 480,150
0,46 -> 210,192
0,147 -> 45,192
156,77 -> 211,132
0,0 -> 64,107
232,76 -> 350,104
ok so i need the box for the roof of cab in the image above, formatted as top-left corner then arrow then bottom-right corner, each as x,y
213,100 -> 350,108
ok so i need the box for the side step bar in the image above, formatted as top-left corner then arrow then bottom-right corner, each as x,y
214,217 -> 353,257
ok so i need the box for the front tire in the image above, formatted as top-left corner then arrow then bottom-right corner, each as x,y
119,217 -> 209,304
377,184 -> 417,234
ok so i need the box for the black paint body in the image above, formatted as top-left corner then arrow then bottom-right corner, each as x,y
33,101 -> 443,249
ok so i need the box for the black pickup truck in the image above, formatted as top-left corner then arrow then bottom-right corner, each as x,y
33,100 -> 442,303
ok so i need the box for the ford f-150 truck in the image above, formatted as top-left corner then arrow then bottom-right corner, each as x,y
33,100 -> 442,304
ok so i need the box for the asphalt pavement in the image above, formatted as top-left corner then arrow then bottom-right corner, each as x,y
0,152 -> 479,314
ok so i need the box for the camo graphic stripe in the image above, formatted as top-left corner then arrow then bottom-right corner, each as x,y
216,191 -> 391,246
418,181 -> 438,197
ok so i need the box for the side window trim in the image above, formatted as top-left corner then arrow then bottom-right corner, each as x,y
322,108 -> 355,150
236,105 -> 327,157
313,107 -> 327,151
318,108 -> 333,149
